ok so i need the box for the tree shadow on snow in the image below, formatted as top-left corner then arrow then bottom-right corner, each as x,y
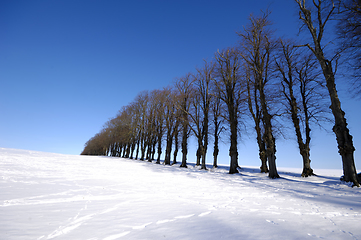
126,158 -> 361,208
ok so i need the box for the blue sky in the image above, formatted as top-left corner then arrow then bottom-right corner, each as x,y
1,0 -> 360,170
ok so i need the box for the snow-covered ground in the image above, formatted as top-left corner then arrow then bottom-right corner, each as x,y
0,148 -> 360,240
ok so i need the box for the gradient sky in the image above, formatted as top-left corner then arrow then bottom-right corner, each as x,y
1,0 -> 360,169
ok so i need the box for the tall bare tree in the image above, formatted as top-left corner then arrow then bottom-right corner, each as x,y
276,39 -> 330,177
152,89 -> 167,164
211,87 -> 225,168
295,0 -> 359,186
213,48 -> 244,174
184,62 -> 214,170
238,12 -> 280,178
163,88 -> 177,165
172,115 -> 181,165
197,61 -> 214,170
133,91 -> 149,161
175,74 -> 194,168
245,66 -> 268,173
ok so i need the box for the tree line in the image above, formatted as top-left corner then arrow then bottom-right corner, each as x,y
82,0 -> 361,186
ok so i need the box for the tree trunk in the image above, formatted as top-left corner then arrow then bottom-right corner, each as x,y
135,136 -> 140,159
229,103 -> 239,174
180,121 -> 188,168
156,131 -> 162,164
172,131 -> 179,165
322,61 -> 358,185
164,131 -> 173,165
213,124 -> 219,168
201,113 -> 208,170
300,79 -> 314,177
140,136 -> 146,161
125,144 -> 131,158
129,141 -> 135,159
151,138 -> 156,160
259,133 -> 268,173
246,77 -> 268,173
196,144 -> 201,166
259,87 -> 279,179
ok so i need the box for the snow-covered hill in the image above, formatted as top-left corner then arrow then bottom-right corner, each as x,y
0,148 -> 360,239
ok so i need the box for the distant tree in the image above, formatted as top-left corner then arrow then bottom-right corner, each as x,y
213,48 -> 245,174
195,61 -> 214,170
120,105 -> 137,158
175,73 -> 194,168
185,62 -> 214,170
238,12 -> 280,178
188,88 -> 203,167
104,116 -> 123,157
133,91 -> 149,160
81,130 -> 109,156
294,0 -> 359,186
210,87 -> 225,168
163,87 -> 177,165
172,113 -> 181,165
153,89 -> 167,164
110,105 -> 135,158
145,90 -> 159,162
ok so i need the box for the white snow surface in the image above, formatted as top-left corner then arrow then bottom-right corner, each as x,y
1,148 -> 360,240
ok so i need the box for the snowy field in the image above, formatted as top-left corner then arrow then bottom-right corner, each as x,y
1,148 -> 360,240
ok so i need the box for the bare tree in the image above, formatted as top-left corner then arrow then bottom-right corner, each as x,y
133,91 -> 149,160
81,130 -> 109,156
238,12 -> 280,178
152,89 -> 168,164
196,61 -> 214,170
213,48 -> 244,174
184,62 -> 214,170
276,39 -> 330,177
210,87 -> 225,168
175,73 -> 194,168
118,104 -> 137,159
189,90 -> 203,167
163,88 -> 177,165
336,0 -> 361,96
172,114 -> 181,165
245,66 -> 268,173
295,0 -> 359,186
145,90 -> 159,162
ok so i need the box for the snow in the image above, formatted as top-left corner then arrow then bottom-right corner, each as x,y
0,148 -> 360,240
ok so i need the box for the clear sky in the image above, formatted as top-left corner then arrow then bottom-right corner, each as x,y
1,0 -> 360,170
